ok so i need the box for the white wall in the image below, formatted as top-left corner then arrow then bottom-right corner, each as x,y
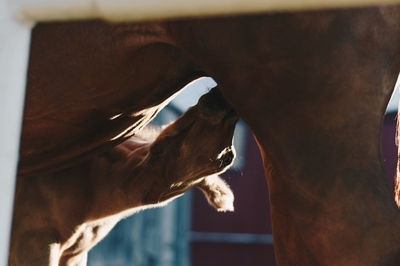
0,0 -> 31,264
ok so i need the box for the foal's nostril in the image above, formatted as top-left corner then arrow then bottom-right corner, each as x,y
220,150 -> 234,168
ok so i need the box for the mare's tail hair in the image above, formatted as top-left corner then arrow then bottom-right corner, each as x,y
396,108 -> 400,207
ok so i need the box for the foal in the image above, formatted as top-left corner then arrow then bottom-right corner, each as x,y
9,88 -> 238,266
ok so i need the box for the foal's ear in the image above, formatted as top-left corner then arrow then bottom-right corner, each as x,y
197,88 -> 237,124
197,175 -> 234,212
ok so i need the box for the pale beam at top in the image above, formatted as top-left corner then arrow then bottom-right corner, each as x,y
10,0 -> 400,25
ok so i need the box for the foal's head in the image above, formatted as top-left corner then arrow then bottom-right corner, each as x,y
145,87 -> 238,202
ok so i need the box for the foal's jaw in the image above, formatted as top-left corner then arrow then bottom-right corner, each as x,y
198,175 -> 235,212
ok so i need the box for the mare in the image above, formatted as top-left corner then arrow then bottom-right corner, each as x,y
15,4 -> 400,266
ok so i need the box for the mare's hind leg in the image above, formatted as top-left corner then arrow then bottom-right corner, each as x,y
169,6 -> 400,265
